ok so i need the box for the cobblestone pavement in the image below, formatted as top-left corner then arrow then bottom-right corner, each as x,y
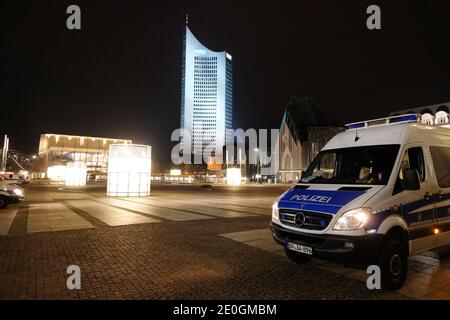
0,183 -> 445,299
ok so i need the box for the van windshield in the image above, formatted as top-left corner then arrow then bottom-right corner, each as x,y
301,145 -> 400,185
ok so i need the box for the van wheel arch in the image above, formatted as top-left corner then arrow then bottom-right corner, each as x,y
377,227 -> 410,290
381,226 -> 410,257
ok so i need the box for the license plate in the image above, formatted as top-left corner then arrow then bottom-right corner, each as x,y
286,242 -> 313,255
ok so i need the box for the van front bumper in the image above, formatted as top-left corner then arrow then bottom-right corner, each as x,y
270,222 -> 384,265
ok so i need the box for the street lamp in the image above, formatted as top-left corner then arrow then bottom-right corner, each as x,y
254,148 -> 260,184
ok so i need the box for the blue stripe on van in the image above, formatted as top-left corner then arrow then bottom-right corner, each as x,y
366,193 -> 450,231
278,188 -> 366,215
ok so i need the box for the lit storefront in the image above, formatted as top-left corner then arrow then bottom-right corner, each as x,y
38,134 -> 132,179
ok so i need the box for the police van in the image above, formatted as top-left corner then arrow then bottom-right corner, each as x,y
271,114 -> 450,289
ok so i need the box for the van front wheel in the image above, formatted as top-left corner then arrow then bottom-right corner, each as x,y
379,239 -> 407,290
285,248 -> 312,263
0,195 -> 8,209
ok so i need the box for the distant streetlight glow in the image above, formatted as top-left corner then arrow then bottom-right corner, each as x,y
170,169 -> 181,176
107,144 -> 152,197
227,168 -> 241,186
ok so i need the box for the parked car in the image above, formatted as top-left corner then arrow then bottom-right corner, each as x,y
0,177 -> 25,209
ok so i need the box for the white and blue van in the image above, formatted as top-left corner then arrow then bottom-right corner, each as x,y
271,114 -> 450,289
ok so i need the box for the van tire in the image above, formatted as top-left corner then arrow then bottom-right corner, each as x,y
378,239 -> 407,290
285,248 -> 312,264
0,196 -> 8,209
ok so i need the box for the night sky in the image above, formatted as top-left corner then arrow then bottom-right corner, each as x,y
2,0 -> 450,163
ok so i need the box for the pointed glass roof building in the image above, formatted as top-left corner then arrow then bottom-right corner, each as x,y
180,25 -> 233,158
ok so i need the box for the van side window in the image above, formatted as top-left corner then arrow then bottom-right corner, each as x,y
408,147 -> 425,181
394,147 -> 425,194
430,146 -> 450,188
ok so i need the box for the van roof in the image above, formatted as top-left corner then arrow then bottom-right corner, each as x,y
324,122 -> 450,150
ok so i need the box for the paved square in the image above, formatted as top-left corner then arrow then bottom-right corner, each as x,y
128,197 -> 256,218
28,203 -> 94,233
0,207 -> 17,235
66,199 -> 160,226
0,183 -> 449,299
96,198 -> 212,221
220,228 -> 450,299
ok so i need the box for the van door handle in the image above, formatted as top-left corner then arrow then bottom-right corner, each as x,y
424,192 -> 432,201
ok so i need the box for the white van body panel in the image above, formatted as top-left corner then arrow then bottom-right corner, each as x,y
324,124 -> 450,151
272,119 -> 450,260
377,215 -> 410,235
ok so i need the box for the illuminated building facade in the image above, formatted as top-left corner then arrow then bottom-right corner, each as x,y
38,134 -> 132,177
0,149 -> 33,172
180,25 -> 233,158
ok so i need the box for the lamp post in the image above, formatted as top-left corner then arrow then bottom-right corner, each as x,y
1,135 -> 9,172
254,148 -> 260,184
239,148 -> 242,180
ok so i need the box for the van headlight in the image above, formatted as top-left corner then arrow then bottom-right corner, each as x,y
13,188 -> 23,196
272,203 -> 279,219
333,208 -> 371,231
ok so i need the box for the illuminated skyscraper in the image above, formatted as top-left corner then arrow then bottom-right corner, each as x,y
180,25 -> 233,158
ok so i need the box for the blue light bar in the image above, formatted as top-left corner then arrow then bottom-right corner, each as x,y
345,113 -> 420,131
389,114 -> 419,123
346,123 -> 365,130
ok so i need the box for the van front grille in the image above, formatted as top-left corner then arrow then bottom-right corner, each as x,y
279,209 -> 333,231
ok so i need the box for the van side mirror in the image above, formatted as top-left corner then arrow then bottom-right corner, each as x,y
403,168 -> 420,190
